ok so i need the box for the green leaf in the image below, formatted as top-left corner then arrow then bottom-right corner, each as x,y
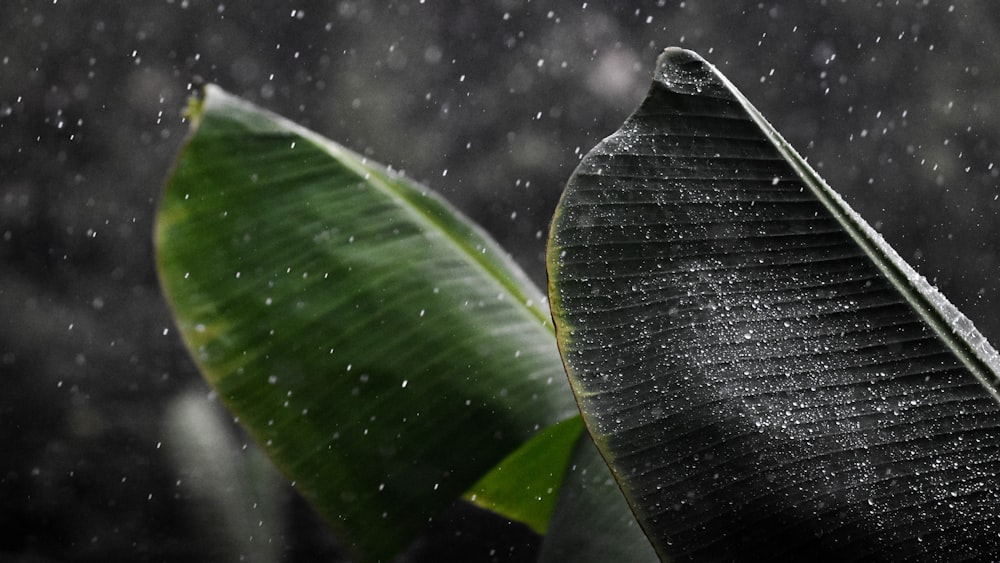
466,415 -> 584,534
548,47 -> 1000,560
156,85 -> 578,562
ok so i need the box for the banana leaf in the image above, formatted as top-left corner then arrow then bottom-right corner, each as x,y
548,47 -> 1000,561
156,85 -> 582,561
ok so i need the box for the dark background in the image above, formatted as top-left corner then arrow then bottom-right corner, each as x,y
2,1 -> 999,561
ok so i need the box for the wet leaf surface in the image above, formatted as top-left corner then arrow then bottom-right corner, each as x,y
156,86 -> 578,562
548,48 -> 1000,561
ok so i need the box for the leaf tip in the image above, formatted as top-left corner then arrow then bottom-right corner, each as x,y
183,84 -> 229,128
654,47 -> 723,97
183,89 -> 206,128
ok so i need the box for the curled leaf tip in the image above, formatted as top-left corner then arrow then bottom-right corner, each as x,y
654,47 -> 724,98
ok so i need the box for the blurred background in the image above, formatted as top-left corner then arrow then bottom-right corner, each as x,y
3,1 -> 999,561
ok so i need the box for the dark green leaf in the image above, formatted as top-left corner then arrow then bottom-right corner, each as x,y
538,432 -> 659,563
156,85 -> 577,561
548,47 -> 1000,560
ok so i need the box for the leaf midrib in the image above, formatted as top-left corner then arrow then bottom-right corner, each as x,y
199,84 -> 555,336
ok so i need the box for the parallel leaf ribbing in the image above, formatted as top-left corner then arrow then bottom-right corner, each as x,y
548,48 -> 1000,561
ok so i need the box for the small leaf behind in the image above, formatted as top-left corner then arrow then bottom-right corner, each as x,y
466,415 -> 584,534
